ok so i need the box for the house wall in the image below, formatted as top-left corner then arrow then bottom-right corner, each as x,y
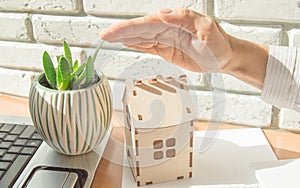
133,122 -> 193,186
1,0 -> 300,132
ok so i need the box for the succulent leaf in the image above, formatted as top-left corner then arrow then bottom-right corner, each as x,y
57,56 -> 72,90
56,55 -> 63,64
92,40 -> 104,63
72,69 -> 86,90
85,56 -> 94,86
73,60 -> 79,71
41,40 -> 100,91
63,41 -> 73,69
42,51 -> 57,89
71,62 -> 86,78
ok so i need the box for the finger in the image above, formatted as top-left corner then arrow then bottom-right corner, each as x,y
157,8 -> 211,34
107,13 -> 161,31
106,27 -> 192,50
100,14 -> 166,42
101,22 -> 169,43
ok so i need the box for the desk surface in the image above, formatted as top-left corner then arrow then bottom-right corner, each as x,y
1,94 -> 300,188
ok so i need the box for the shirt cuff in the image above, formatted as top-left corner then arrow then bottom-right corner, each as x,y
261,45 -> 299,110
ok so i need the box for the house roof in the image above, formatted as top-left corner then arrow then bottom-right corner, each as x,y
123,75 -> 195,129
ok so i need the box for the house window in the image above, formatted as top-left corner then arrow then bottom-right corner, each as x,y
153,138 -> 176,160
153,140 -> 163,149
153,151 -> 163,160
166,149 -> 176,158
166,138 -> 176,147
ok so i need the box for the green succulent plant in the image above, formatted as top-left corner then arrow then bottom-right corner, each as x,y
42,41 -> 101,90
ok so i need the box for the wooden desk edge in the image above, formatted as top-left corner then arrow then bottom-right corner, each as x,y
1,95 -> 300,188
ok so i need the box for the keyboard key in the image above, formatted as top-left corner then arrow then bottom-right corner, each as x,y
2,153 -> 17,162
0,132 -> 7,140
0,124 -> 43,187
13,139 -> 28,146
19,126 -> 36,139
0,155 -> 31,187
26,140 -> 42,148
0,170 -> 5,179
32,133 -> 42,140
0,149 -> 6,157
10,125 -> 26,135
7,146 -> 22,154
0,161 -> 11,170
0,142 -> 12,149
4,135 -> 18,142
0,124 -> 14,133
21,147 -> 36,155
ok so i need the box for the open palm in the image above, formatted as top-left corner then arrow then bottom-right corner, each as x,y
100,8 -> 233,73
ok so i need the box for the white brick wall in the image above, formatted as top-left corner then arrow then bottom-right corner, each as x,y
220,22 -> 282,45
0,68 -> 37,96
279,109 -> 300,132
215,0 -> 300,22
97,49 -> 206,87
32,15 -> 121,46
0,0 -> 81,14
0,0 -> 300,132
287,29 -> 300,48
193,91 -> 272,127
83,0 -> 206,16
0,41 -> 83,70
0,13 -> 32,41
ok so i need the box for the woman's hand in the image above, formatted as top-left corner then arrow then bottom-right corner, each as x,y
100,8 -> 269,89
100,8 -> 233,73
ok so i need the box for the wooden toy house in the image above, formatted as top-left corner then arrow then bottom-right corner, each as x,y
123,75 -> 195,186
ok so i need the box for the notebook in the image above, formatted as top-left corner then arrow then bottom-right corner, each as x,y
122,128 -> 278,188
0,116 -> 112,188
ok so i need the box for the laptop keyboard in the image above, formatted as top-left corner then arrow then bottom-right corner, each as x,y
0,123 -> 43,187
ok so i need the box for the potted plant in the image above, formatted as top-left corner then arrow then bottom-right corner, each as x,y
29,41 -> 112,155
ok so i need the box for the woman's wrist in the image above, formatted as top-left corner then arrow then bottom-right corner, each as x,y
222,35 -> 269,89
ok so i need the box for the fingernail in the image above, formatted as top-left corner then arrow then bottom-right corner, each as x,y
158,8 -> 173,14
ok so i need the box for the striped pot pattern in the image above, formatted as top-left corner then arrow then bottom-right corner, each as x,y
29,71 -> 112,155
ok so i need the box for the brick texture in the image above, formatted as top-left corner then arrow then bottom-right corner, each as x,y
0,13 -> 32,41
97,49 -> 206,87
215,0 -> 300,21
83,0 -> 205,16
279,109 -> 300,132
0,0 -> 81,14
0,68 -> 37,97
287,29 -> 300,48
0,41 -> 83,70
32,14 -> 121,46
220,22 -> 282,45
193,91 -> 272,127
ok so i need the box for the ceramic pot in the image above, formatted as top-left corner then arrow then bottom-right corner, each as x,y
29,71 -> 112,155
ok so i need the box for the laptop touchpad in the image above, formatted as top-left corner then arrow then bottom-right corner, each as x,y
23,166 -> 85,188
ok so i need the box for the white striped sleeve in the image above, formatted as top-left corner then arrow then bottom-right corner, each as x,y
261,45 -> 300,112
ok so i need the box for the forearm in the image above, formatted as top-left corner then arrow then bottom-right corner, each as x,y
222,35 -> 300,112
222,35 -> 269,89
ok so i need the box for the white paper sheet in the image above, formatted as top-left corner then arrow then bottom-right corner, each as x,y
122,128 -> 277,188
253,159 -> 300,188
